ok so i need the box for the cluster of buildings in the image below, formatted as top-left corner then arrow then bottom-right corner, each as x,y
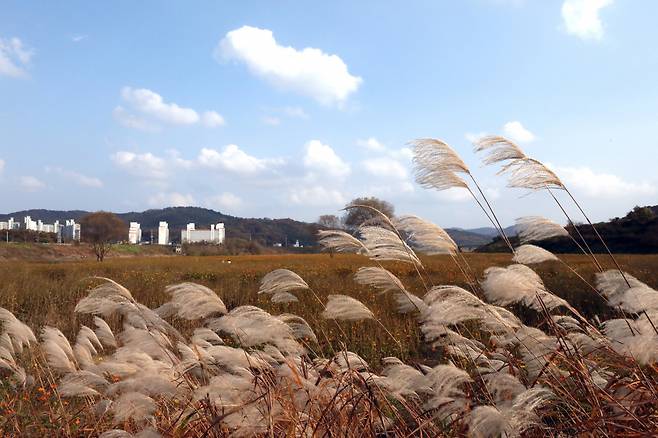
0,215 -> 226,246
0,216 -> 81,242
127,221 -> 225,245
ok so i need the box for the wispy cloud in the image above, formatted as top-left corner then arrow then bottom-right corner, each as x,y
0,37 -> 34,78
19,175 -> 45,192
45,166 -> 103,188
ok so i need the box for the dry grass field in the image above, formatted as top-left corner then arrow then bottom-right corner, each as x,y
2,252 -> 657,367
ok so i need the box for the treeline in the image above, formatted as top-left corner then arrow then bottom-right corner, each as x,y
1,229 -> 59,244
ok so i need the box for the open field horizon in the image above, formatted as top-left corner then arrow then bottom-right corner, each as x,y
3,252 -> 658,367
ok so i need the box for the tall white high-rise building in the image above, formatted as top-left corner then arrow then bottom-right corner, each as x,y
181,223 -> 225,244
158,221 -> 169,245
128,222 -> 142,244
61,219 -> 81,242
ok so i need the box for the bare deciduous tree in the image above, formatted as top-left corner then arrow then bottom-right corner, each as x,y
79,212 -> 125,261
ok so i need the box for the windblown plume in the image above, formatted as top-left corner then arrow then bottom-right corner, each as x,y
270,292 -> 299,303
394,215 -> 458,255
359,226 -> 422,265
424,363 -> 472,418
94,317 -> 117,348
207,306 -> 301,353
411,138 -> 471,191
58,370 -> 108,397
321,295 -> 374,321
41,327 -> 76,373
515,216 -> 569,244
354,267 -> 407,295
0,308 -> 36,353
317,230 -> 369,254
378,357 -> 429,397
277,314 -> 318,343
334,351 -> 369,371
163,282 -> 227,319
473,135 -> 527,165
111,391 -> 156,424
481,265 -> 573,312
603,313 -> 658,364
259,269 -> 310,296
512,245 -> 558,265
502,158 -> 564,191
595,270 -> 658,312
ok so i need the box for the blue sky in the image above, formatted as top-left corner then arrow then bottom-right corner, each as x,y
1,0 -> 657,228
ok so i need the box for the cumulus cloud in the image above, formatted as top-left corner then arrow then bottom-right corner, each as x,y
217,26 -> 362,106
288,185 -> 346,206
149,192 -> 195,207
202,111 -> 225,127
363,157 -> 408,180
118,87 -> 224,129
113,106 -> 159,132
0,37 -> 33,78
562,0 -> 613,41
198,145 -> 283,175
503,121 -> 535,143
19,176 -> 45,192
551,165 -> 656,198
111,151 -> 168,179
303,140 -> 351,179
357,137 -> 386,152
206,192 -> 243,212
45,166 -> 103,188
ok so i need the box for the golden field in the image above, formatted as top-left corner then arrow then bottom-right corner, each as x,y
2,252 -> 657,367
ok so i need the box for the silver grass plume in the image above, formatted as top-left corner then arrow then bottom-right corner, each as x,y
163,282 -> 227,319
515,216 -> 569,244
354,267 -> 407,295
94,316 -> 117,348
41,326 -> 76,373
321,295 -> 374,321
512,245 -> 559,265
411,138 -> 470,191
270,291 -> 299,303
480,264 -> 574,312
502,158 -> 564,191
111,391 -> 156,424
258,269 -> 310,296
0,307 -> 36,353
394,214 -> 458,255
603,313 -> 658,364
317,229 -> 369,254
473,135 -> 528,165
277,314 -> 318,343
596,270 -> 658,313
359,225 -> 422,265
467,387 -> 554,438
58,370 -> 109,397
423,363 -> 472,419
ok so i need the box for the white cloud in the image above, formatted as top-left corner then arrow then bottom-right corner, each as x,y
357,137 -> 386,152
303,140 -> 351,179
118,87 -> 225,128
111,151 -> 168,179
433,187 -> 472,203
71,34 -> 87,43
281,106 -> 309,119
113,106 -> 159,132
0,37 -> 33,78
198,145 -> 283,175
206,192 -> 243,212
217,26 -> 362,106
503,121 -> 535,143
46,166 -> 103,188
363,157 -> 408,180
19,176 -> 45,192
202,111 -> 225,127
149,192 -> 196,207
551,165 -> 656,198
262,116 -> 281,126
562,0 -> 613,41
465,132 -> 488,143
0,159 -> 4,173
288,185 -> 346,206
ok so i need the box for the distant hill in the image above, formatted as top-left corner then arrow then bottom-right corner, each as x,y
458,225 -> 518,238
1,207 -> 497,250
0,207 -> 321,247
478,205 -> 658,254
